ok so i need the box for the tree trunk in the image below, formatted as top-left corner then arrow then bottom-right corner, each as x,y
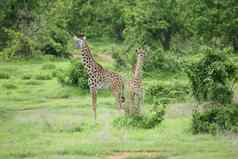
159,30 -> 171,51
232,35 -> 238,53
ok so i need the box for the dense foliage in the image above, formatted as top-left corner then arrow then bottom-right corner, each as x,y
113,103 -> 166,129
188,48 -> 238,135
146,81 -> 190,104
191,0 -> 238,51
0,0 -> 72,58
187,48 -> 237,104
1,0 -> 237,59
56,60 -> 89,90
123,0 -> 187,50
192,104 -> 238,134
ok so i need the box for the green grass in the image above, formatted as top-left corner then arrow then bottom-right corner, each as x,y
0,43 -> 237,159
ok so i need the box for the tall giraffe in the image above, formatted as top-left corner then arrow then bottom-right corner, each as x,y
127,48 -> 145,116
73,33 -> 125,120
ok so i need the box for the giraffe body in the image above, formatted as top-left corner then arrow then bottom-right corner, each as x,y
127,48 -> 145,116
74,34 -> 125,120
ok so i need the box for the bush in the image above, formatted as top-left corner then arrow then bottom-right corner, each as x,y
35,73 -> 52,80
192,104 -> 238,134
113,103 -> 166,129
143,48 -> 181,72
41,64 -> 56,70
146,82 -> 190,104
1,29 -> 35,59
2,83 -> 17,89
56,60 -> 89,90
186,48 -> 237,104
0,72 -> 10,79
25,80 -> 42,86
39,28 -> 71,58
112,50 -> 127,69
21,74 -> 32,80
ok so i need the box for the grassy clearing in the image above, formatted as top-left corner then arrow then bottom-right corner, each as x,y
0,42 -> 238,159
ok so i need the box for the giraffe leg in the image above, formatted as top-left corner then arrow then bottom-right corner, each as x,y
112,86 -> 120,111
131,92 -> 136,115
139,88 -> 144,114
118,91 -> 123,110
91,88 -> 97,121
128,89 -> 135,116
116,92 -> 122,111
135,93 -> 140,115
128,90 -> 133,116
112,80 -> 125,112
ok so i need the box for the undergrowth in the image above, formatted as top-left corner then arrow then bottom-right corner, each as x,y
192,104 -> 238,135
113,103 -> 166,129
56,60 -> 89,90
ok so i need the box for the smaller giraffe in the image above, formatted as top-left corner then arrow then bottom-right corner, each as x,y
127,48 -> 145,116
73,33 -> 125,120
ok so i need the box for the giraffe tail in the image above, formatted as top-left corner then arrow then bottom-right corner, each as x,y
120,81 -> 125,103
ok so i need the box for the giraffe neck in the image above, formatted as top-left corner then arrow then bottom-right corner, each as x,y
80,42 -> 97,72
133,56 -> 144,80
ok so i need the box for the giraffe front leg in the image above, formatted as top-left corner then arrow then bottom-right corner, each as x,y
116,92 -> 122,111
139,88 -> 144,114
91,87 -> 97,121
131,92 -> 136,115
128,90 -> 133,116
118,92 -> 124,110
135,93 -> 141,115
128,90 -> 135,116
112,87 -> 121,111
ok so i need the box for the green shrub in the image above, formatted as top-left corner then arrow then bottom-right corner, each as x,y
39,28 -> 71,58
0,72 -> 10,79
2,83 -> 17,89
56,60 -> 89,90
146,82 -> 190,104
143,48 -> 181,72
112,50 -> 127,69
21,74 -> 32,80
67,126 -> 83,133
1,29 -> 35,59
25,80 -> 42,85
113,103 -> 166,129
192,104 -> 238,134
41,63 -> 56,70
186,48 -> 237,104
55,69 -> 68,84
35,73 -> 52,80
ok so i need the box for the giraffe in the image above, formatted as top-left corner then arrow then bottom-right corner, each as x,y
73,33 -> 125,120
127,48 -> 145,116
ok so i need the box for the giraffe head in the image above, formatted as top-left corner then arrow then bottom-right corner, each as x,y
74,33 -> 86,49
136,48 -> 145,60
132,48 -> 145,75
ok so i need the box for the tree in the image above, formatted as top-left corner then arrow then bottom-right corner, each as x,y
191,0 -> 238,52
67,0 -> 126,40
0,0 -> 72,57
123,0 -> 187,50
0,0 -> 54,56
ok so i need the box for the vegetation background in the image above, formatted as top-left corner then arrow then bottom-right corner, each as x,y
0,0 -> 238,159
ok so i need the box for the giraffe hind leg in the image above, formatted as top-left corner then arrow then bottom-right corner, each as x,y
112,89 -> 122,111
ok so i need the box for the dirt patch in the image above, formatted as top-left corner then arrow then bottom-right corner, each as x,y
110,153 -> 128,159
96,53 -> 113,63
165,102 -> 195,119
109,151 -> 161,159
